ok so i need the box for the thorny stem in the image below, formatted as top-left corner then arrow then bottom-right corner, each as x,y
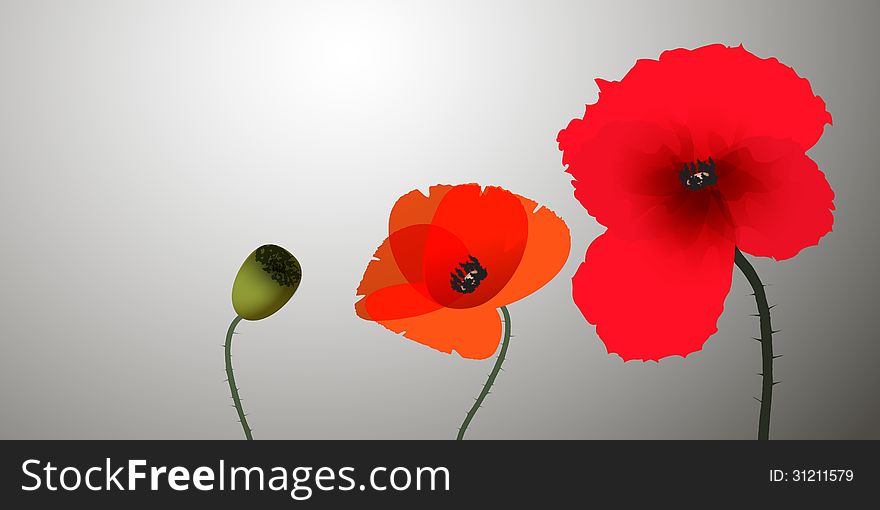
734,248 -> 776,441
457,306 -> 511,440
225,315 -> 253,440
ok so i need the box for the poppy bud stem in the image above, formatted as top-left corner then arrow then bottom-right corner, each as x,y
457,306 -> 511,440
733,248 -> 775,440
225,315 -> 253,440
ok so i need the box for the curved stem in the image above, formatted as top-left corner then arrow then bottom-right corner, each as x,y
733,248 -> 775,441
457,306 -> 511,440
225,315 -> 253,440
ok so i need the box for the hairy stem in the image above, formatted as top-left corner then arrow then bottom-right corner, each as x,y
734,248 -> 775,441
225,315 -> 253,440
457,306 -> 511,440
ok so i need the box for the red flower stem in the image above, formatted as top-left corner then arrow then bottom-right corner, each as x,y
456,306 -> 511,440
733,248 -> 775,440
225,315 -> 253,440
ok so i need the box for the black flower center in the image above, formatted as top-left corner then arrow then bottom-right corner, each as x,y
255,244 -> 302,288
679,157 -> 718,190
450,255 -> 488,294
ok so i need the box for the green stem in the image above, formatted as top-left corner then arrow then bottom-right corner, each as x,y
457,306 -> 511,440
733,248 -> 775,441
225,315 -> 253,440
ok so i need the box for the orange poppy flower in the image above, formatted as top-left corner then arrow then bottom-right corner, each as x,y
356,184 -> 570,359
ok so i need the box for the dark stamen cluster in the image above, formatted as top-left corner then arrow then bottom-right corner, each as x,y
450,255 -> 488,294
679,157 -> 718,190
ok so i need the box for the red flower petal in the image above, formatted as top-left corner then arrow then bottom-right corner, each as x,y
563,120 -> 690,233
355,233 -> 443,321
563,120 -> 736,246
718,137 -> 835,260
387,224 -> 470,299
356,282 -> 441,321
428,184 -> 528,308
574,227 -> 735,361
559,45 -> 831,164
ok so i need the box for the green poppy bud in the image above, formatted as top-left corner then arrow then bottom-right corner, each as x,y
232,244 -> 302,321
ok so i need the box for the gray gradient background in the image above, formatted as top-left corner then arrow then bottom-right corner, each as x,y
1,0 -> 877,439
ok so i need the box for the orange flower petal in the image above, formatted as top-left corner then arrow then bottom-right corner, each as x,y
374,305 -> 503,360
388,184 -> 454,234
487,196 -> 571,308
357,184 -> 570,359
355,234 -> 408,298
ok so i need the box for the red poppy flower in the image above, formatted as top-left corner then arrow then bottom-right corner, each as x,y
558,44 -> 834,361
356,184 -> 570,359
